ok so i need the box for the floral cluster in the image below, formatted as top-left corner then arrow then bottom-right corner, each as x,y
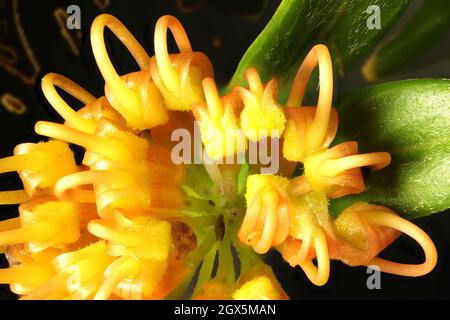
0,14 -> 437,299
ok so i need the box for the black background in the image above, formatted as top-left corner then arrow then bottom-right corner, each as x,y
0,0 -> 449,300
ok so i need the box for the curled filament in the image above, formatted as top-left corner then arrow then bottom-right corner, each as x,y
91,14 -> 167,129
277,191 -> 332,286
93,255 -> 167,300
238,175 -> 291,254
150,15 -> 213,111
332,203 -> 437,277
278,230 -> 330,286
283,44 -> 337,162
41,73 -> 124,134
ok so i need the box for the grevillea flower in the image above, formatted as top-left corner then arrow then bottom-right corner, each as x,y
0,13 -> 439,300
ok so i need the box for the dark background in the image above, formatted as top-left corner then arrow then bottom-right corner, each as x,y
0,0 -> 449,299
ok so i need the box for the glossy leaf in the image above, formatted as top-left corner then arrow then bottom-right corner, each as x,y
363,0 -> 450,81
330,79 -> 450,219
226,0 -> 409,99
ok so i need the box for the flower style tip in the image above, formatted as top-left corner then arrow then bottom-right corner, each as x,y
237,68 -> 286,142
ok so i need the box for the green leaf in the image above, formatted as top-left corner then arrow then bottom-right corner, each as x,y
226,0 -> 409,99
363,0 -> 450,81
237,161 -> 250,195
330,79 -> 450,219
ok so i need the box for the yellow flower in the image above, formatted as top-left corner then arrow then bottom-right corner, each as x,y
0,247 -> 59,295
90,14 -> 167,129
88,211 -> 172,261
239,174 -> 290,254
237,68 -> 286,141
290,141 -> 391,199
0,141 -> 76,199
193,78 -> 247,160
232,264 -> 288,300
0,200 -> 80,253
86,212 -> 173,299
41,73 -> 124,134
282,44 -> 336,162
192,278 -> 232,300
0,12 -> 439,301
149,15 -> 213,111
43,241 -> 113,300
331,203 -> 437,276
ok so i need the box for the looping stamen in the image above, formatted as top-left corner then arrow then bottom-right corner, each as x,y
283,106 -> 338,162
51,241 -> 113,300
104,70 -> 168,130
54,163 -> 152,214
77,96 -> 125,127
154,15 -> 193,93
364,210 -> 437,277
91,14 -> 159,129
286,44 -> 334,152
93,256 -> 141,300
332,203 -> 437,277
238,175 -> 291,254
298,229 -> 330,286
41,73 -> 97,133
150,15 -> 213,111
88,213 -> 171,299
